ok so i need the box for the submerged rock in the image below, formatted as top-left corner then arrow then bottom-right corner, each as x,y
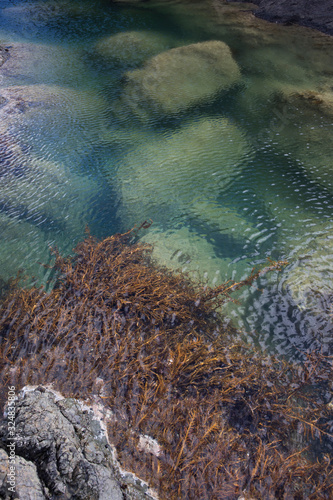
93,30 -> 178,67
268,88 -> 333,192
0,41 -> 87,87
118,40 -> 241,116
0,143 -> 98,241
0,84 -> 109,144
283,230 -> 333,350
0,212 -> 52,285
0,129 -> 100,286
140,226 -> 252,288
284,88 -> 333,119
0,83 -> 107,285
111,116 -> 255,296
114,117 -> 251,227
0,387 -> 158,500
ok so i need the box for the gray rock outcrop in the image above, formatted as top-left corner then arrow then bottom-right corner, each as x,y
0,449 -> 46,500
0,387 -> 158,500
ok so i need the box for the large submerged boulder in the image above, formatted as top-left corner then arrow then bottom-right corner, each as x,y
111,116 -> 256,291
113,117 -> 251,227
140,225 -> 252,289
117,40 -> 241,116
93,30 -> 178,67
287,89 -> 333,119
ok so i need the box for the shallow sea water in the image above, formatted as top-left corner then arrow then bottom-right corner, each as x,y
0,0 -> 332,361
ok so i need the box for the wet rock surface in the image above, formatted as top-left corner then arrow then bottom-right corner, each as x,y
0,387 -> 158,500
232,0 -> 333,35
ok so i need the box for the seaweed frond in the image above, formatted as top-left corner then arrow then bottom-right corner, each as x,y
0,227 -> 332,499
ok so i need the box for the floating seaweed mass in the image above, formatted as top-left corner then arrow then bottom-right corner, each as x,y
0,224 -> 332,499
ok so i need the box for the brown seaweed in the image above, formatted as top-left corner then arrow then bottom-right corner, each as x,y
0,224 -> 332,499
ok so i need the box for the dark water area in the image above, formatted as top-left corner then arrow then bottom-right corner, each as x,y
0,0 -> 332,362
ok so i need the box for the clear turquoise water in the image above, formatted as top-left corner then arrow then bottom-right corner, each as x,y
0,0 -> 332,361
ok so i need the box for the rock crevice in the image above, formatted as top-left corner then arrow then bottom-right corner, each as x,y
0,387 -> 158,500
